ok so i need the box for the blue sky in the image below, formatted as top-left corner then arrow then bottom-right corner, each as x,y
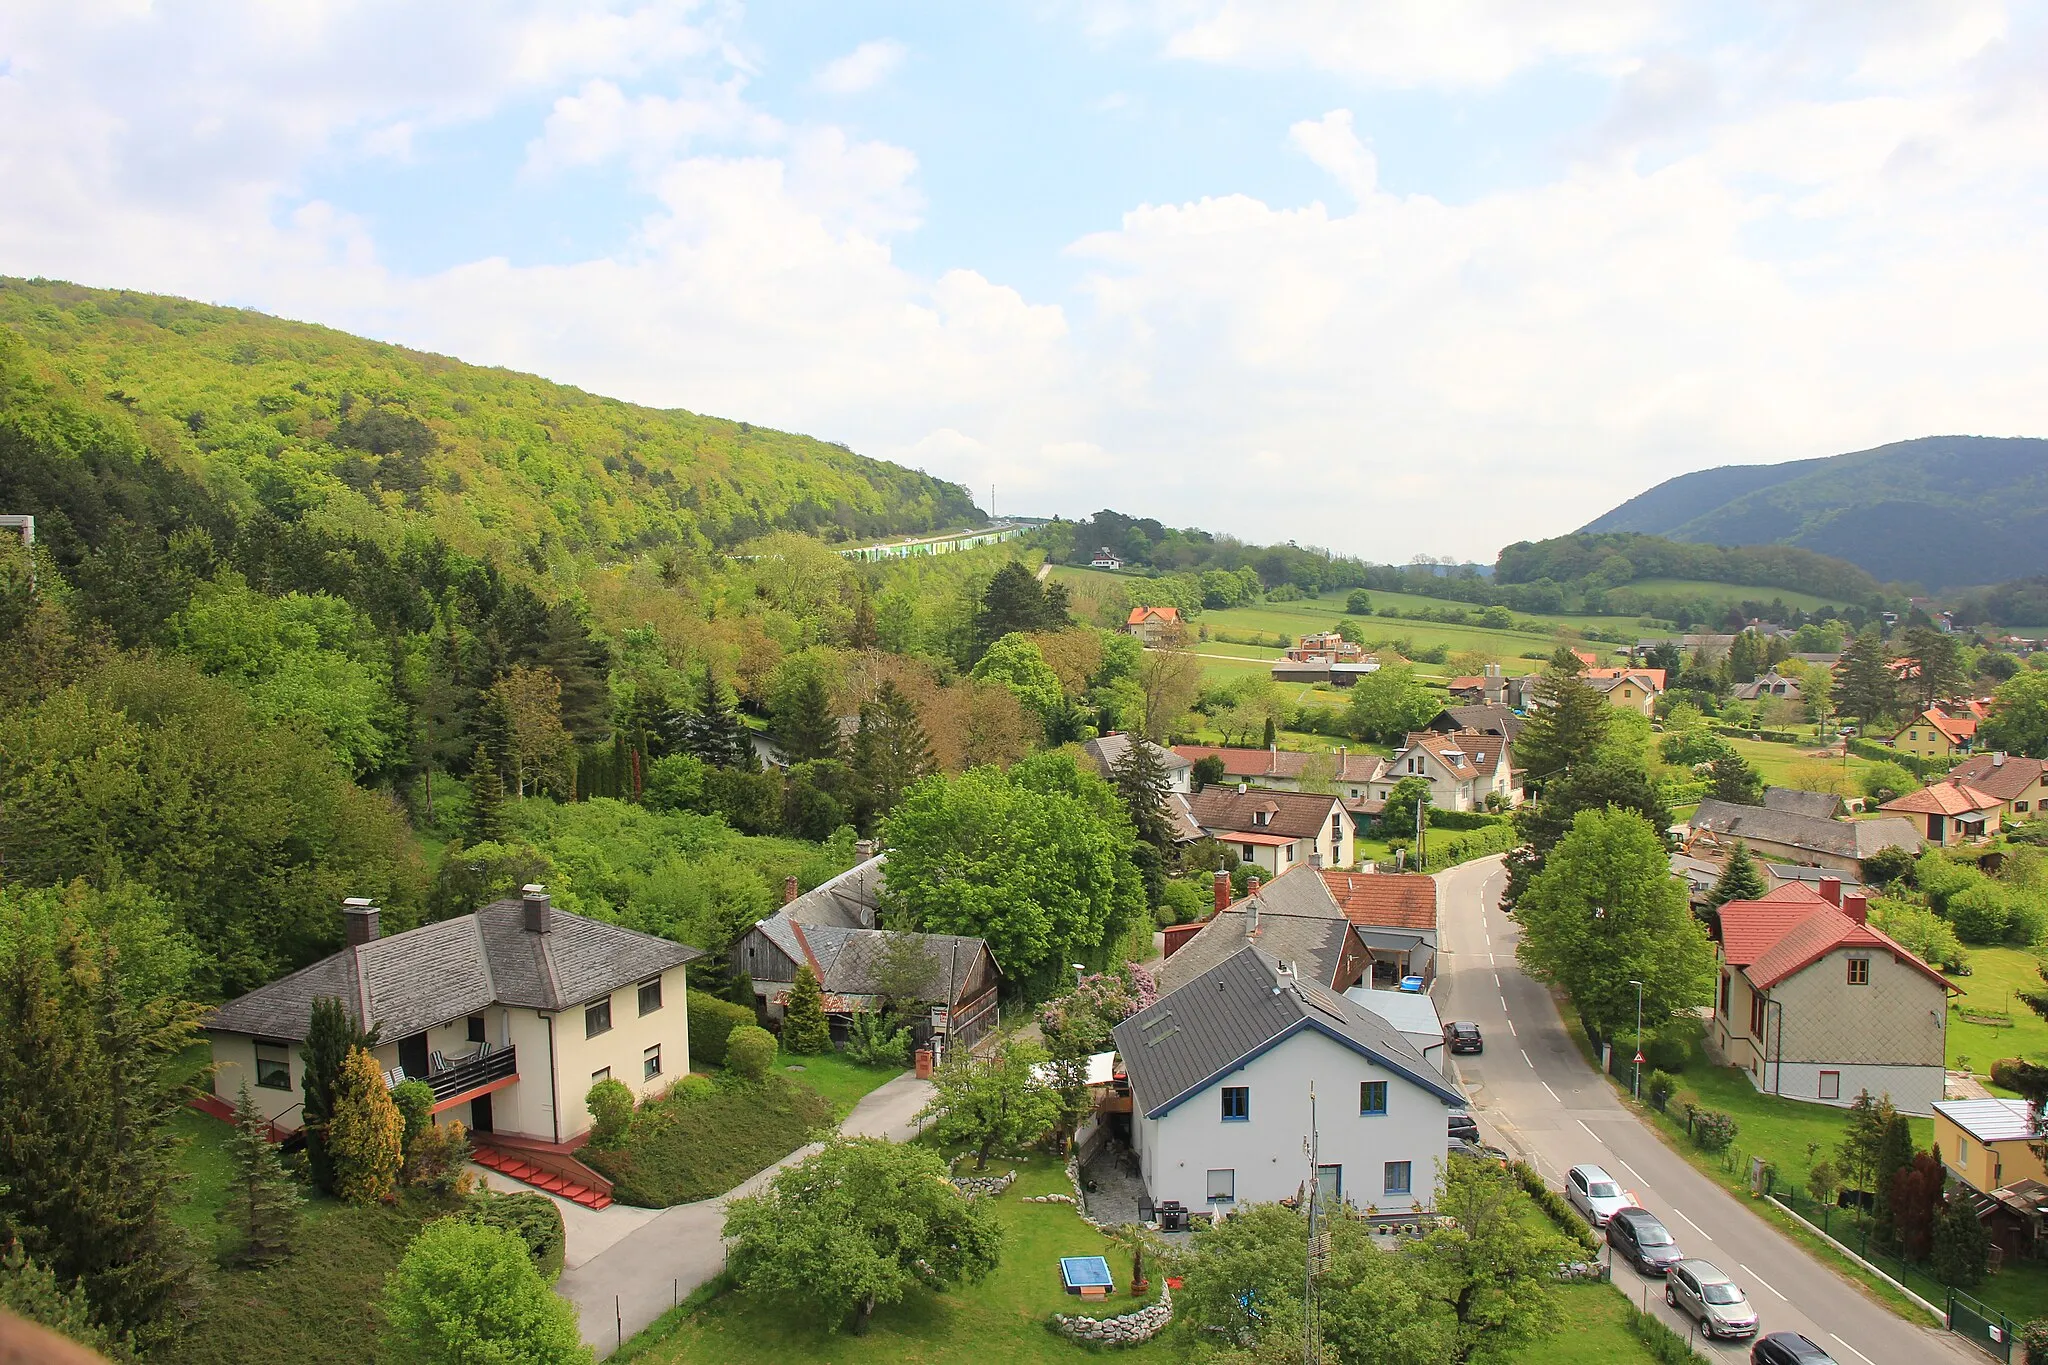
4,1 -> 2047,560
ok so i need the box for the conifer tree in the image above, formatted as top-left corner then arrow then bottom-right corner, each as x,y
773,670 -> 842,763
1514,660 -> 1612,793
300,995 -> 366,1195
1707,841 -> 1769,908
1833,628 -> 1898,727
224,1084 -> 301,1266
1705,750 -> 1764,806
973,560 -> 1060,654
1870,1115 -> 1915,1252
329,1045 -> 404,1206
850,681 -> 934,824
1932,1190 -> 1991,1287
849,588 -> 879,650
672,668 -> 755,769
465,743 -> 507,844
1110,737 -> 1176,903
0,1243 -> 134,1362
782,964 -> 831,1055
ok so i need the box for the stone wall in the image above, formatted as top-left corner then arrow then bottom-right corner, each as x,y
1049,1284 -> 1173,1346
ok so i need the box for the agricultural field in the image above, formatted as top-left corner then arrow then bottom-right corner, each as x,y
1624,578 -> 1839,613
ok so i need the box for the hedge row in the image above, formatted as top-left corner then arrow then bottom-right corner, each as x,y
1626,1305 -> 1707,1362
688,989 -> 757,1066
1510,1161 -> 1599,1254
1847,738 -> 1946,779
1426,809 -> 1510,832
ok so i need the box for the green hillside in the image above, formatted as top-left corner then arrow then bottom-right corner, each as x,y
1580,435 -> 2048,590
0,277 -> 979,571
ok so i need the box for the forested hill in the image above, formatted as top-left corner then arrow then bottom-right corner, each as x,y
0,276 -> 980,566
1580,434 -> 2048,591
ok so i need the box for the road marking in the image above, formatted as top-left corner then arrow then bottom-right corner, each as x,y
1738,1264 -> 1784,1301
1829,1336 -> 1874,1365
1616,1159 -> 1645,1183
1577,1119 -> 1602,1143
1665,1206 -> 1709,1239
1540,1081 -> 1561,1103
1493,973 -> 1501,987
1520,1049 -> 1534,1068
1506,1020 -> 1517,1037
1500,996 -> 1509,1011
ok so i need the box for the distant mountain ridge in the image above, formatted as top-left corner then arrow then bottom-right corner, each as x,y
1580,435 -> 2048,591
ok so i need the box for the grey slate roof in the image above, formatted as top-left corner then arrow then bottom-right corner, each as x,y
206,900 -> 703,1041
755,853 -> 997,1006
1113,946 -> 1462,1119
1431,704 -> 1527,742
1083,733 -> 1192,778
781,854 -> 888,931
1156,868 -> 1353,994
1763,786 -> 1845,820
1689,799 -> 1922,861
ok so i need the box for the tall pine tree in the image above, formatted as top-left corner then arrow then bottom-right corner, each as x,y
972,561 -> 1063,655
1833,628 -> 1898,727
1514,660 -> 1612,792
1705,750 -> 1763,805
225,1084 -> 301,1266
465,743 -> 507,844
782,965 -> 831,1055
1110,737 -> 1176,907
773,671 -> 842,763
1707,841 -> 1769,908
672,668 -> 755,769
300,995 -> 369,1196
850,681 -> 934,826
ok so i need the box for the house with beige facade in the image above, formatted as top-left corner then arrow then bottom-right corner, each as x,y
1708,879 -> 1954,1115
1365,730 -> 1520,812
1944,752 -> 2048,824
1879,779 -> 2003,846
205,887 -> 699,1206
1890,708 -> 1976,761
1934,1099 -> 2047,1196
1187,784 -> 1350,875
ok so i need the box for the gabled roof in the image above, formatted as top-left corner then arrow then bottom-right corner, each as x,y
1319,869 -> 1437,934
1880,780 -> 2002,818
1113,946 -> 1463,1119
783,855 -> 888,931
206,901 -> 703,1041
1172,745 -> 1388,784
776,923 -> 992,1006
1893,709 -> 1976,745
1389,730 -> 1506,782
1717,884 -> 1831,967
1128,605 -> 1181,625
1689,798 -> 1922,861
1187,784 -> 1343,840
1155,868 -> 1351,994
1083,732 -> 1193,777
1763,787 -> 1845,820
1586,667 -> 1667,689
1933,1099 -> 2044,1144
1431,704 -> 1527,742
1945,753 -> 2048,802
1744,905 -> 1950,992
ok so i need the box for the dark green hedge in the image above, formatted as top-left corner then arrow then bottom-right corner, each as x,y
688,989 -> 756,1066
1426,809 -> 1510,832
466,1191 -> 566,1283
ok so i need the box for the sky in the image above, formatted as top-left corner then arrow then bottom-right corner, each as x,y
4,2 -> 2047,563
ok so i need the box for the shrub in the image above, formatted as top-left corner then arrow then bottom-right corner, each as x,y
586,1078 -> 636,1149
1691,1109 -> 1739,1154
1627,1305 -> 1709,1363
1644,1024 -> 1694,1074
580,1074 -> 834,1206
843,1012 -> 910,1068
1947,884 -> 2012,944
2004,888 -> 2048,948
406,1120 -> 474,1196
674,1073 -> 715,1100
329,1045 -> 403,1206
688,989 -> 756,1066
379,1219 -> 590,1365
1807,1161 -> 1838,1206
1645,1070 -> 1677,1112
1932,1192 -> 1991,1288
727,1025 -> 776,1080
466,1191 -> 568,1283
391,1079 -> 435,1155
1509,1161 -> 1599,1253
2022,1317 -> 2048,1365
781,964 -> 831,1055
1157,878 -> 1206,924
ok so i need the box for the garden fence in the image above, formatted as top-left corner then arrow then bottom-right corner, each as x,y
1770,1181 -> 1952,1312
1945,1288 -> 2024,1362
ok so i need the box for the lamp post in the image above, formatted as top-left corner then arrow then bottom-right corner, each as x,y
1628,979 -> 1644,1101
1073,963 -> 1087,988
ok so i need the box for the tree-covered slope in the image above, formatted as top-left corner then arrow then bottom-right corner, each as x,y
0,277 -> 980,568
1579,435 -> 2048,590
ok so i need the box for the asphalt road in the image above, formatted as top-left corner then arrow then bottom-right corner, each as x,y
1434,856 -> 1974,1365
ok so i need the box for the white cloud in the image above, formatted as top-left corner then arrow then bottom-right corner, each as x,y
812,38 -> 906,95
1287,110 -> 1376,199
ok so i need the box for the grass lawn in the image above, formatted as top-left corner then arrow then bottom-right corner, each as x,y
1948,944 -> 2048,1079
1626,579 -> 1836,613
1516,1282 -> 1663,1364
624,1156 -> 1174,1365
1722,735 -> 1879,794
169,1107 -> 241,1247
778,1049 -> 905,1118
583,1073 -> 835,1207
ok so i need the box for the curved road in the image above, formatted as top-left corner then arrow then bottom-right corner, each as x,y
1435,857 -> 1972,1365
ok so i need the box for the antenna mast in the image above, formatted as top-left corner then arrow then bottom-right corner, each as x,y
1302,1084 -> 1325,1365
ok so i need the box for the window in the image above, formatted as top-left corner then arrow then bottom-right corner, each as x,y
467,1014 -> 487,1044
1242,844 -> 1255,861
1220,1086 -> 1249,1121
1359,1081 -> 1387,1116
1315,1165 -> 1342,1205
1846,957 -> 1870,986
253,1040 -> 292,1091
2017,801 -> 2031,813
1383,1161 -> 1412,1196
1958,1135 -> 1970,1163
591,1066 -> 610,1083
1749,992 -> 1765,1038
1818,1070 -> 1840,1101
638,977 -> 663,1016
1206,1169 -> 1236,1203
585,997 -> 613,1038
1718,973 -> 1731,1017
644,1044 -> 662,1081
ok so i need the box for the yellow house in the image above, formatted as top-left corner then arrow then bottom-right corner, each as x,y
1944,753 -> 2048,823
1933,1099 -> 2047,1193
1586,669 -> 1663,717
1891,709 -> 1975,760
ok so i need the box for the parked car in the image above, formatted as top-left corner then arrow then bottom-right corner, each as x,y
1565,1164 -> 1631,1227
1397,975 -> 1426,993
1444,1022 -> 1484,1054
1448,1111 -> 1479,1143
1606,1207 -> 1683,1275
1666,1259 -> 1758,1339
1752,1333 -> 1837,1364
1448,1137 -> 1510,1166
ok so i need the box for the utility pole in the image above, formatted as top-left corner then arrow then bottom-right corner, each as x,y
1302,1084 -> 1324,1365
1629,979 -> 1644,1100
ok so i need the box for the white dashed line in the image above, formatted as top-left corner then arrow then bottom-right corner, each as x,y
1616,1159 -> 1645,1183
1665,1206 -> 1708,1239
1506,1020 -> 1516,1037
1738,1264 -> 1784,1301
1829,1336 -> 1874,1365
1540,1081 -> 1561,1103
1499,996 -> 1509,1011
1520,1049 -> 1534,1068
1576,1120 -> 1602,1143
1493,973 -> 1501,987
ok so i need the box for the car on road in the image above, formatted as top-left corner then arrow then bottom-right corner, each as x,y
1565,1164 -> 1632,1227
1607,1207 -> 1684,1276
1448,1111 -> 1478,1142
1751,1333 -> 1836,1364
1444,1021 -> 1484,1054
1666,1259 -> 1758,1339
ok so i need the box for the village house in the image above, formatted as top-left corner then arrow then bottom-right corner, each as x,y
1890,708 -> 1977,760
1171,744 -> 1389,796
1286,631 -> 1366,664
1366,730 -> 1520,812
1879,779 -> 2003,847
731,856 -> 1002,1059
1686,789 -> 1922,875
1090,548 -> 1124,569
1157,868 -> 1368,995
1732,671 -> 1804,703
1124,604 -> 1182,645
1320,868 -> 1438,989
204,888 -> 699,1205
1944,752 -> 2048,824
1087,732 -> 1194,793
1708,879 -> 1954,1115
1114,946 -> 1466,1215
1584,667 -> 1664,717
1186,784 -> 1350,876
1426,702 -> 1526,744
1935,1099 -> 2047,1195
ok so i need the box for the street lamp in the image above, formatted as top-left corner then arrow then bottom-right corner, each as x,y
1628,979 -> 1644,1101
1073,963 -> 1087,987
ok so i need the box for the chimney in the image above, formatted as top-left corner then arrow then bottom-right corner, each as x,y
854,838 -> 878,860
1214,868 -> 1231,912
783,875 -> 799,905
342,897 -> 380,946
522,884 -> 552,935
1818,875 -> 1842,906
1308,852 -> 1323,870
1994,752 -> 2007,768
1247,874 -> 1261,898
1841,892 -> 1867,925
1238,782 -> 1248,795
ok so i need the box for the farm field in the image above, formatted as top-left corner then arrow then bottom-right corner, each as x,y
1624,578 -> 1839,612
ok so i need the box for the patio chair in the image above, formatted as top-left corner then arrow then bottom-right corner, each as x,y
429,1049 -> 446,1075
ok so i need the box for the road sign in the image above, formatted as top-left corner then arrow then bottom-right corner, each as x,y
1633,1052 -> 1646,1065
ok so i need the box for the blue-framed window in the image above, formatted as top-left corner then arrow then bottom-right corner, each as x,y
1384,1161 -> 1412,1196
1221,1086 -> 1249,1121
1359,1081 -> 1387,1116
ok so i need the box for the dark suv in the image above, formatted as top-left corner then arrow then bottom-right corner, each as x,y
1444,1022 -> 1484,1054
1606,1207 -> 1683,1275
1751,1334 -> 1836,1364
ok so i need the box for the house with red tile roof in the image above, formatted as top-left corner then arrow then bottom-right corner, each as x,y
1320,869 -> 1438,987
1708,877 -> 1956,1115
1890,708 -> 1976,761
1879,780 -> 2003,846
1124,605 -> 1183,645
1944,751 -> 2048,824
1365,730 -> 1520,811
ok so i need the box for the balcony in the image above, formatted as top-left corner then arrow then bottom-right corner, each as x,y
384,1045 -> 518,1109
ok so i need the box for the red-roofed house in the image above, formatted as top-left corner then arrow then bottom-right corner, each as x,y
1125,605 -> 1183,646
1890,708 -> 1976,761
1879,780 -> 2003,846
1709,877 -> 1956,1114
1320,869 -> 1439,988
1365,730 -> 1521,811
1945,751 -> 2048,824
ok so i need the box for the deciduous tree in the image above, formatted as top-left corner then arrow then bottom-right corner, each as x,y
492,664 -> 575,797
1414,1155 -> 1574,1363
969,632 -> 1064,720
380,1219 -> 593,1365
1136,642 -> 1203,743
917,1041 -> 1062,1170
1983,670 -> 2048,759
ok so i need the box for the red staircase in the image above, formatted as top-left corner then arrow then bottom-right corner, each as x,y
472,1138 -> 615,1210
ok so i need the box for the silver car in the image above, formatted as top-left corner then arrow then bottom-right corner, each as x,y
1667,1259 -> 1758,1339
1565,1163 -> 1631,1227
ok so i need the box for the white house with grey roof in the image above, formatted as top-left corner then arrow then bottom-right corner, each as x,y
1112,946 -> 1464,1216
204,887 -> 701,1156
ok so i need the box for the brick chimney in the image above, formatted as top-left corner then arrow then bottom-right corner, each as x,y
1246,874 -> 1261,898
1213,868 -> 1230,912
1841,892 -> 1867,925
342,897 -> 380,946
522,883 -> 552,935
1308,852 -> 1323,870
1818,875 -> 1842,906
783,875 -> 799,905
